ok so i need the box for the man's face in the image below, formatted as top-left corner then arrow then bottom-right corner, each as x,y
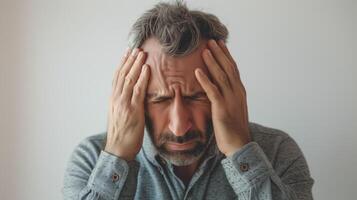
141,38 -> 213,166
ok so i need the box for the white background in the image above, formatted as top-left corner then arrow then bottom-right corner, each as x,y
1,0 -> 356,199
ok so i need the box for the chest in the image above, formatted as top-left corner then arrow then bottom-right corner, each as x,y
134,163 -> 236,200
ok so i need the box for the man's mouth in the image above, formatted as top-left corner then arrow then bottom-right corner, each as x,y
165,140 -> 197,151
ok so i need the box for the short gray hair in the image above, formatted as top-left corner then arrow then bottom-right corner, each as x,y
128,1 -> 228,57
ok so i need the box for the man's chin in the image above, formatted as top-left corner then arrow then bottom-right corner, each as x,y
158,145 -> 206,166
159,151 -> 203,166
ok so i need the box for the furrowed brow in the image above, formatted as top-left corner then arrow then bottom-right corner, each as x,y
146,91 -> 207,100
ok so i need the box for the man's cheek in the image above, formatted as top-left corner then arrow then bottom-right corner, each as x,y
190,106 -> 211,130
144,105 -> 161,128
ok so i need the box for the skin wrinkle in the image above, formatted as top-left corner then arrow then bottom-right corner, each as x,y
141,37 -> 213,171
153,50 -> 169,96
144,37 -> 210,99
163,68 -> 185,86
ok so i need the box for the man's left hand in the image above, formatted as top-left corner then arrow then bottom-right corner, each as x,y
195,39 -> 251,157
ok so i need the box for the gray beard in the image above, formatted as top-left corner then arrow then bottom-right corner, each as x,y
145,115 -> 214,166
158,133 -> 214,166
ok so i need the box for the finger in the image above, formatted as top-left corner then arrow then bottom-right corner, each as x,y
112,48 -> 131,95
131,64 -> 150,105
208,40 -> 238,85
218,40 -> 247,94
115,48 -> 141,96
194,68 -> 222,104
217,40 -> 241,80
217,40 -> 235,64
202,49 -> 232,96
120,51 -> 147,102
107,97 -> 114,135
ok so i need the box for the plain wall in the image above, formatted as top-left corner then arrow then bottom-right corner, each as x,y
1,0 -> 356,199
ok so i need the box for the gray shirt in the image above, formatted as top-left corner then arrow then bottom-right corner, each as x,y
62,122 -> 314,199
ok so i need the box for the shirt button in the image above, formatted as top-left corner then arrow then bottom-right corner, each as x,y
239,163 -> 249,172
112,172 -> 120,182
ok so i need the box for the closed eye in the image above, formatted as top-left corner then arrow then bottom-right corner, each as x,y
151,97 -> 172,104
184,95 -> 208,101
147,92 -> 208,104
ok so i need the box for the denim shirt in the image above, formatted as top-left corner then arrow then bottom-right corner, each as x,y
62,122 -> 314,199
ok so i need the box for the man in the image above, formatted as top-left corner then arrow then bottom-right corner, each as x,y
63,2 -> 314,200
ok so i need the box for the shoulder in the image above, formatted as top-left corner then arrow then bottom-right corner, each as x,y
78,132 -> 107,149
249,121 -> 294,147
66,132 -> 107,169
248,122 -> 305,168
249,122 -> 290,141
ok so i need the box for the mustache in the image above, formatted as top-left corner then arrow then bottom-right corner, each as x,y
158,130 -> 202,144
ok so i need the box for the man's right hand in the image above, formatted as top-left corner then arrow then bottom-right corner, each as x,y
104,48 -> 150,161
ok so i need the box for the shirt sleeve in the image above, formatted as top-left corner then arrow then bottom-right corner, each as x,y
221,137 -> 314,200
62,137 -> 140,200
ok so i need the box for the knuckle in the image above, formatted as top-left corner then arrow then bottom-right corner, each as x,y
118,97 -> 128,106
133,85 -> 142,96
125,105 -> 134,114
119,71 -> 126,79
113,91 -> 120,100
218,74 -> 229,85
227,63 -> 235,71
112,100 -> 120,109
128,54 -> 136,62
125,76 -> 133,85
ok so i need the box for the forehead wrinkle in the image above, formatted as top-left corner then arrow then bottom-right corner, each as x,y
143,37 -> 209,97
151,50 -> 171,95
163,68 -> 185,86
159,56 -> 203,96
157,53 -> 188,94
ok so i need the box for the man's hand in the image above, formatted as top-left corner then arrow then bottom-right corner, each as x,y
195,40 -> 251,157
105,48 -> 150,161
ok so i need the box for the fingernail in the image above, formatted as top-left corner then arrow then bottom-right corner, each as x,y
210,39 -> 218,47
124,47 -> 131,57
137,52 -> 144,59
131,48 -> 139,56
218,40 -> 225,46
205,49 -> 212,57
196,68 -> 203,75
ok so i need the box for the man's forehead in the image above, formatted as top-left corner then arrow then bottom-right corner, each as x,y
141,37 -> 209,96
140,37 -> 208,72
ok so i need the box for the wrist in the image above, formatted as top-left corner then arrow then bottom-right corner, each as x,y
104,146 -> 136,161
224,138 -> 251,157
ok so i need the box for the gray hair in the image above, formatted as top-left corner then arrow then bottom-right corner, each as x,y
128,1 -> 229,57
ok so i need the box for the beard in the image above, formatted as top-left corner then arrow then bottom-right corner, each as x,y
145,114 -> 214,166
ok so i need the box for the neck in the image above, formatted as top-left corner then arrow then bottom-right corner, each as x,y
173,160 -> 200,187
172,138 -> 216,187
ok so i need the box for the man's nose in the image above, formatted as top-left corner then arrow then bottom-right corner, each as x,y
168,97 -> 192,137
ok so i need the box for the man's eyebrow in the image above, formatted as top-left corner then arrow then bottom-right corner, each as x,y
146,91 -> 207,99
